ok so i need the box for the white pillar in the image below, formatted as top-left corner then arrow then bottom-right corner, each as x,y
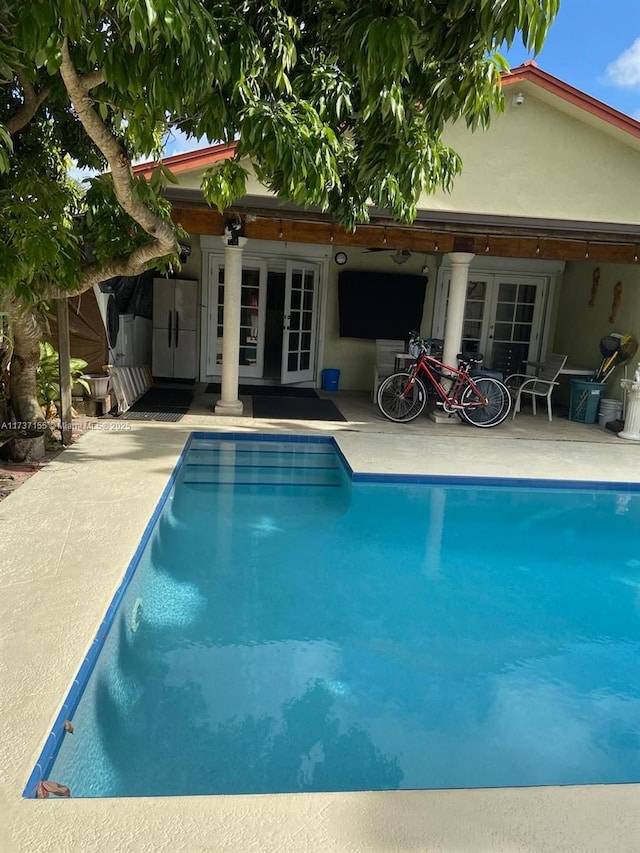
441,252 -> 475,372
215,236 -> 247,416
619,373 -> 640,440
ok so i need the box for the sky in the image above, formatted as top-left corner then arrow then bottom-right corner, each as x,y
504,0 -> 640,120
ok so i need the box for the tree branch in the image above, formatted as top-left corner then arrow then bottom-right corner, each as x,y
7,72 -> 50,135
53,240 -> 168,298
58,38 -> 177,272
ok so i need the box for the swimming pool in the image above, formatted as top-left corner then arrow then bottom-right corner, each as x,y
29,434 -> 640,798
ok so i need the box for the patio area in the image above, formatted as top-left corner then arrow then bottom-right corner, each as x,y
1,395 -> 639,852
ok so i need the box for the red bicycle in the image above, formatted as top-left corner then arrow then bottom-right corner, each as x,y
376,334 -> 511,428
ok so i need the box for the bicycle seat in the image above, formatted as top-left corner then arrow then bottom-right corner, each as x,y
457,351 -> 484,365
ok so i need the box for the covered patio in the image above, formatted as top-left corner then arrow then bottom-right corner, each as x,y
181,381 -> 627,454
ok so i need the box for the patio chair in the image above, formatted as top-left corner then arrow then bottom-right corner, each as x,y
372,338 -> 405,402
505,354 -> 568,422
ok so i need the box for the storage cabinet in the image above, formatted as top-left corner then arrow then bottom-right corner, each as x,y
152,278 -> 198,379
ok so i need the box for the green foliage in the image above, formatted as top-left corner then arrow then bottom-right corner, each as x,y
36,341 -> 89,407
1,0 -> 561,304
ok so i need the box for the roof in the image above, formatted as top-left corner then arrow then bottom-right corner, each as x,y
133,141 -> 237,178
132,63 -> 640,178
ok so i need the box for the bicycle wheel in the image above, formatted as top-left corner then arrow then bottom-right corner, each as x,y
377,372 -> 428,422
459,377 -> 511,428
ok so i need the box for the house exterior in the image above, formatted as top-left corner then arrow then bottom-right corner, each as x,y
132,63 -> 640,412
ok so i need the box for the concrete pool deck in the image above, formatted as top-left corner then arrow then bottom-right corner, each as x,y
2,393 -> 640,852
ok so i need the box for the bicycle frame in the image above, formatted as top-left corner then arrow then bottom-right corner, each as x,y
405,351 -> 489,411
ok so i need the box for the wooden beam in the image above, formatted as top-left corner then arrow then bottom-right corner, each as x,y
56,299 -> 73,446
170,205 -> 640,265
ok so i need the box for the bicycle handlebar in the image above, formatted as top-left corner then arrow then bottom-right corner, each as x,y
407,332 -> 481,367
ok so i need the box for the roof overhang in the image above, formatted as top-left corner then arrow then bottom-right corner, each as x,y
169,190 -> 640,265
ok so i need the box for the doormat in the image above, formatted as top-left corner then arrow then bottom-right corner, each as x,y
205,383 -> 318,399
119,387 -> 194,422
251,395 -> 347,422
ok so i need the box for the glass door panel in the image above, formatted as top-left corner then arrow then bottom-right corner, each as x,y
461,280 -> 488,354
486,278 -> 545,375
281,263 -> 318,383
207,257 -> 265,377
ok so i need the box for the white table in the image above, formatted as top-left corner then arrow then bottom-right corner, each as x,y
525,361 -> 594,377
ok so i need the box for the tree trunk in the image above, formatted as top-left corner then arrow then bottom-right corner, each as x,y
8,310 -> 46,461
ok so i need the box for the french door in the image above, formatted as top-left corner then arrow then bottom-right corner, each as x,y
280,261 -> 319,384
206,256 -> 267,378
486,277 -> 546,375
434,271 -> 547,375
205,255 -> 320,383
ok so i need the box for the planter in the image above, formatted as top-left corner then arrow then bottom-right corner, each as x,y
83,374 -> 110,398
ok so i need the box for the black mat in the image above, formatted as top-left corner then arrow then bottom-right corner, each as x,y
205,383 -> 318,399
120,387 -> 194,422
251,395 -> 347,422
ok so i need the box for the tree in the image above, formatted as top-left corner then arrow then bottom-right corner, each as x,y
0,0 -> 559,456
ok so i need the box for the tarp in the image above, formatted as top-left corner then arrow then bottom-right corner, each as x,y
43,289 -> 109,375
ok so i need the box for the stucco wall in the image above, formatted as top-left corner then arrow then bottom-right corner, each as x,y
553,262 -> 640,401
425,93 -> 640,224
320,248 -> 438,391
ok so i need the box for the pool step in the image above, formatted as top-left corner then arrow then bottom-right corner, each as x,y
182,442 -> 343,487
181,463 -> 343,487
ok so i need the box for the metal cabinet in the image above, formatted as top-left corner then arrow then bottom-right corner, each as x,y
152,278 -> 198,379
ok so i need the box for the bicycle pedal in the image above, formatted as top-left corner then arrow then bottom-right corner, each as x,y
435,401 -> 444,408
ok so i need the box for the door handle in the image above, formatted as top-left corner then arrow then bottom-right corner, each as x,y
168,311 -> 172,348
283,314 -> 290,331
175,311 -> 179,347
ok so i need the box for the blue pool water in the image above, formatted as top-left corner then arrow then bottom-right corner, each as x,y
41,435 -> 640,798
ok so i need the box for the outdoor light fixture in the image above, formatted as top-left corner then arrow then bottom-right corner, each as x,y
224,216 -> 243,245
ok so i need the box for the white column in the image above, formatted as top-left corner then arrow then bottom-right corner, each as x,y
619,373 -> 640,440
441,251 -> 475,371
215,236 -> 247,416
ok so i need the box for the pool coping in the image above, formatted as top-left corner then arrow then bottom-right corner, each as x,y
3,423 -> 640,852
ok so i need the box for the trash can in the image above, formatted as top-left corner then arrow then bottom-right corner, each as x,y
321,368 -> 341,392
569,380 -> 606,424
